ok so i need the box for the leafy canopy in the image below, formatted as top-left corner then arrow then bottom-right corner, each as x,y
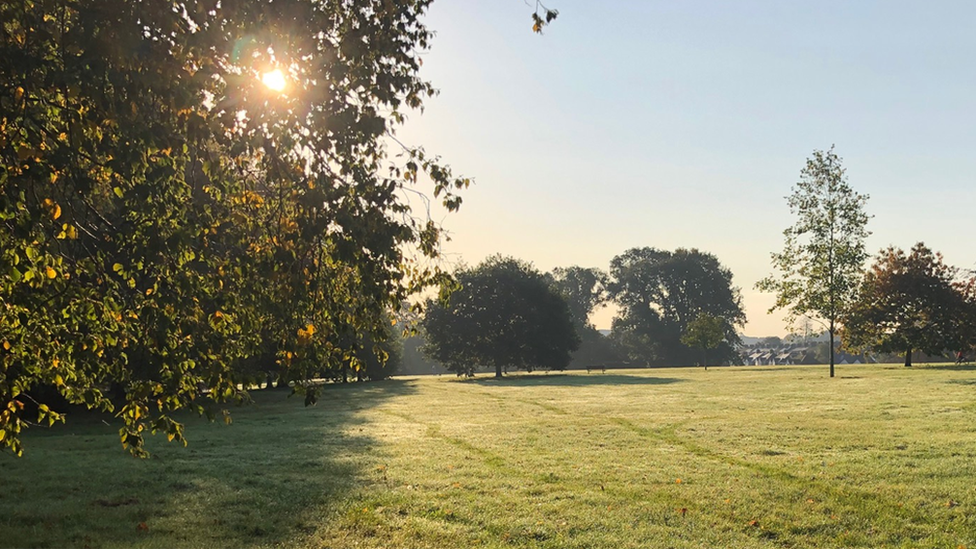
0,0 -> 466,456
757,146 -> 870,376
549,266 -> 608,331
609,247 -> 745,366
843,243 -> 970,366
680,312 -> 726,369
422,256 -> 580,378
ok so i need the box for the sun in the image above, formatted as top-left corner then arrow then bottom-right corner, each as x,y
261,69 -> 287,92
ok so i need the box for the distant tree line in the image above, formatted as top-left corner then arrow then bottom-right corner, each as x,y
421,147 -> 976,378
420,248 -> 746,377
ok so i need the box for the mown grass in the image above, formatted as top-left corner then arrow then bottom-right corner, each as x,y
2,363 -> 976,548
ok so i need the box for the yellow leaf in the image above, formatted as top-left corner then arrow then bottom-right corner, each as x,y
145,288 -> 153,296
41,198 -> 60,219
45,266 -> 57,279
2,341 -> 9,350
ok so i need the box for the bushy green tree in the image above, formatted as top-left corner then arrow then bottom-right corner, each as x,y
843,243 -> 968,367
422,256 -> 580,378
680,313 -> 726,370
609,248 -> 745,366
0,0 -> 466,455
757,146 -> 870,378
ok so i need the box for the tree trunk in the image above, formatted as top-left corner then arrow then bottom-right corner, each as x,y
495,363 -> 503,378
904,348 -> 912,367
703,348 -> 708,371
829,327 -> 835,378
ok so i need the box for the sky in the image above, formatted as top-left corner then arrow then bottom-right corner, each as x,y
395,1 -> 976,337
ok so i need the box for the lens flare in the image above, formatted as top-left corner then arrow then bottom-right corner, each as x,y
261,69 -> 286,92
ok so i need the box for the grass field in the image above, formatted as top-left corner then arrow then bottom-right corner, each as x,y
2,363 -> 976,548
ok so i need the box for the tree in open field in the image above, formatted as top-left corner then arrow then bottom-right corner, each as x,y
422,256 -> 579,377
955,276 -> 976,360
548,266 -> 620,368
609,248 -> 745,366
0,0 -> 469,456
757,146 -> 870,378
549,266 -> 608,330
680,313 -> 726,370
843,243 -> 971,367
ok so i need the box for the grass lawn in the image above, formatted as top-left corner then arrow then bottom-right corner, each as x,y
2,363 -> 976,548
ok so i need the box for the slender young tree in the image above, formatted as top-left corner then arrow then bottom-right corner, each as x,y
757,146 -> 870,378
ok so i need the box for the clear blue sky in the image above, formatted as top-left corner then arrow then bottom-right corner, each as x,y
396,1 -> 976,336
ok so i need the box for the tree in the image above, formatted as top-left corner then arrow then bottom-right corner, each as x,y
680,313 -> 726,370
549,266 -> 620,369
609,248 -> 745,366
422,256 -> 580,378
757,146 -> 870,378
549,266 -> 608,330
955,275 -> 976,359
843,243 -> 968,367
0,0 -> 468,456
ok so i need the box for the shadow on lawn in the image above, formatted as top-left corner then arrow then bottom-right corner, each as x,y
0,379 -> 417,549
468,373 -> 685,387
919,363 -> 976,371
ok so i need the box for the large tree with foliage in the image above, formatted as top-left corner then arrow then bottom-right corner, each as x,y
757,146 -> 870,378
609,247 -> 745,366
549,266 -> 608,330
843,243 -> 969,367
422,256 -> 579,378
548,265 -> 619,369
0,0 -> 469,456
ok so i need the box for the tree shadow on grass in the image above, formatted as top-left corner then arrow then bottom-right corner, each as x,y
946,378 -> 976,385
732,367 -> 803,373
465,373 -> 685,387
0,379 -> 417,549
917,363 -> 976,371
